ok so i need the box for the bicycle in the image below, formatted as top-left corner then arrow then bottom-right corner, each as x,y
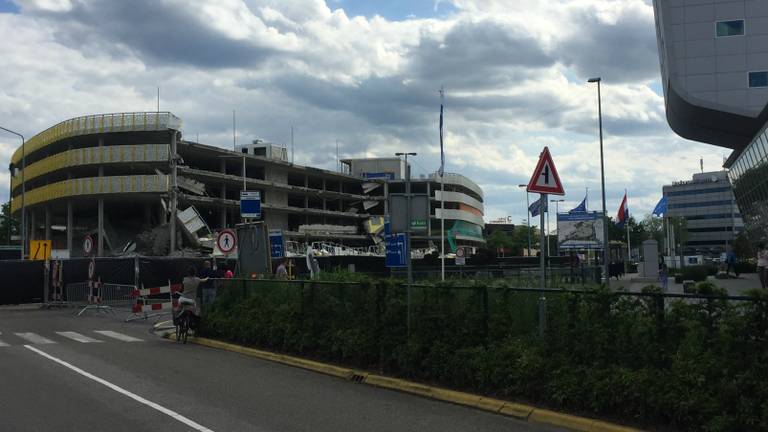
173,294 -> 197,344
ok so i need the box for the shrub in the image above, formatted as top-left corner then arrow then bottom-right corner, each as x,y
201,274 -> 768,431
681,265 -> 709,282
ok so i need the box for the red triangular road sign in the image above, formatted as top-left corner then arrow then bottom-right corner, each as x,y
526,146 -> 565,195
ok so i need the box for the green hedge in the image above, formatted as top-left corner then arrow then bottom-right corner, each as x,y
202,278 -> 768,431
681,265 -> 710,282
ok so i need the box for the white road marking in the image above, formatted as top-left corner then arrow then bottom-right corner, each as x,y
93,330 -> 143,342
24,345 -> 215,432
15,332 -> 56,344
56,331 -> 103,343
0,332 -> 7,347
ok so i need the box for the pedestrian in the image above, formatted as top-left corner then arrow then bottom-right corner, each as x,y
199,260 -> 216,305
758,243 -> 768,289
221,263 -> 234,279
275,259 -> 288,279
179,266 -> 209,328
725,245 -> 739,277
658,261 -> 669,292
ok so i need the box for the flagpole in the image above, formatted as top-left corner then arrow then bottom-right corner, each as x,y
625,189 -> 631,271
439,87 -> 446,282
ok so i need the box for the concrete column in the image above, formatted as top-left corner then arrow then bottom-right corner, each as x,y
44,206 -> 51,241
67,201 -> 73,255
170,131 -> 178,254
98,199 -> 104,257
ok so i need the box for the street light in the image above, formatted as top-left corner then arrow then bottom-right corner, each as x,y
0,126 -> 24,259
588,77 -> 609,285
549,199 -> 565,257
395,152 -> 416,338
518,184 -> 532,256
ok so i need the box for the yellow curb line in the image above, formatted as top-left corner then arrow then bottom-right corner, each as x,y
169,334 -> 643,432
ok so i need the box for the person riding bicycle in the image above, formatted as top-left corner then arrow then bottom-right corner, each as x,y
174,266 -> 208,330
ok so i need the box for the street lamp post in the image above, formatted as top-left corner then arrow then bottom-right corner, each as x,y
396,152 -> 417,337
588,77 -> 609,285
518,184 -> 532,256
550,199 -> 564,257
0,126 -> 24,259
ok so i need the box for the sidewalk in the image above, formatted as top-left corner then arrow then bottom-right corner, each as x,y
613,272 -> 762,296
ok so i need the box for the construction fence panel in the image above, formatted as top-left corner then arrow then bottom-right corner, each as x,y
0,260 -> 44,305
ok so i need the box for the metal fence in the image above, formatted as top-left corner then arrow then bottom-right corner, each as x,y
64,282 -> 135,308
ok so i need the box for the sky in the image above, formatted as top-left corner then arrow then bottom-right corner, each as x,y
0,0 -> 732,231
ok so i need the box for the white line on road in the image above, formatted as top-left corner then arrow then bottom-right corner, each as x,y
24,345 -> 215,432
0,332 -> 7,347
93,330 -> 143,342
15,332 -> 56,344
56,331 -> 103,343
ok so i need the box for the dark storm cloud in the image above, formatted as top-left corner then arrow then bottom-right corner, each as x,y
23,0 -> 275,67
408,19 -> 556,90
556,6 -> 660,83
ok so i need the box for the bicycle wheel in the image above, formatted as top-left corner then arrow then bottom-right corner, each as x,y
180,314 -> 189,344
175,315 -> 182,342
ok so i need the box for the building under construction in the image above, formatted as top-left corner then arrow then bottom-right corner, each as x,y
9,112 -> 484,258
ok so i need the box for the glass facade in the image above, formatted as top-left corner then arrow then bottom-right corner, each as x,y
729,122 -> 768,242
716,20 -> 745,37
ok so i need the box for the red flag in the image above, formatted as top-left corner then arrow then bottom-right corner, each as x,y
616,193 -> 628,227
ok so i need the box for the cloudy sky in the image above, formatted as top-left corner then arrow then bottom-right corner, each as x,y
0,0 -> 731,229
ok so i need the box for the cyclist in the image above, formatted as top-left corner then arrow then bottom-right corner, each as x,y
175,266 -> 208,331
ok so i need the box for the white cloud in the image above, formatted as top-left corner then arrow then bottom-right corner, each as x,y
0,0 -> 729,226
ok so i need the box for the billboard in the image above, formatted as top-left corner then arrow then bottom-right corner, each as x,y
557,212 -> 604,250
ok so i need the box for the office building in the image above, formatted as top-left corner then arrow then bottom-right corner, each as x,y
663,170 -> 743,256
652,1 -> 768,241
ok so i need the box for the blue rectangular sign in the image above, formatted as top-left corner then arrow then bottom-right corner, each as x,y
240,191 -> 261,219
269,229 -> 284,259
385,232 -> 408,268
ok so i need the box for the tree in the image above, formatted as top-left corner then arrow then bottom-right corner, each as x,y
0,201 -> 18,245
485,225 -> 540,257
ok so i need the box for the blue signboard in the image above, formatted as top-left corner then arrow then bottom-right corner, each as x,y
363,172 -> 395,180
385,232 -> 408,268
269,229 -> 284,259
240,191 -> 261,219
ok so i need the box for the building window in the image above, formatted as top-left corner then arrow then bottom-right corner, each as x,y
749,71 -> 768,88
716,20 -> 745,37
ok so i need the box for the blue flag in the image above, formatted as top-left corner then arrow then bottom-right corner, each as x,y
529,197 -> 546,217
438,98 -> 445,177
652,196 -> 668,217
569,196 -> 587,213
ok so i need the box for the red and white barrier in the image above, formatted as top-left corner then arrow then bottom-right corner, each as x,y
125,280 -> 181,322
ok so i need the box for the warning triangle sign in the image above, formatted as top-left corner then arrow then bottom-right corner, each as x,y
526,147 -> 565,195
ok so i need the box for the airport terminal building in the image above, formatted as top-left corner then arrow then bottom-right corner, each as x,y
653,1 -> 768,241
9,112 -> 484,258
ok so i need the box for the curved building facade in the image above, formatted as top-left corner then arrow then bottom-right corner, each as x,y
11,112 -> 385,257
653,1 -> 768,242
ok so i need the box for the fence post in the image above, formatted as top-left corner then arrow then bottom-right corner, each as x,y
482,286 -> 489,343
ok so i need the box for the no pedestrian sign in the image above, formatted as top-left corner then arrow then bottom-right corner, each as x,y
527,146 -> 565,195
217,229 -> 237,254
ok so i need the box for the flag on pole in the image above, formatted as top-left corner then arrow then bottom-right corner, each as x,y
616,193 -> 629,228
569,196 -> 587,213
652,196 -> 668,217
529,197 -> 546,217
438,98 -> 445,177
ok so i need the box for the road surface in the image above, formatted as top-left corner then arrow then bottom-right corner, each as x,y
0,307 -> 565,432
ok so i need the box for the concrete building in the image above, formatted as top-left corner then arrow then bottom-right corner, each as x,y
9,112 -> 385,257
342,159 -> 486,252
652,1 -> 768,241
663,170 -> 743,256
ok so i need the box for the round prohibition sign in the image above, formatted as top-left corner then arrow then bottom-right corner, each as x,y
83,235 -> 94,256
455,247 -> 466,258
217,229 -> 237,254
88,258 -> 96,279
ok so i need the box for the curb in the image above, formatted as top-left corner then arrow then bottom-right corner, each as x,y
161,332 -> 643,432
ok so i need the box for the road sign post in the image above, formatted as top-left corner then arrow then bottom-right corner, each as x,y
527,146 -> 565,337
83,235 -> 94,257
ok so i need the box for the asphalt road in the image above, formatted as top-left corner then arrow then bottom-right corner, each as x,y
0,307 -> 566,432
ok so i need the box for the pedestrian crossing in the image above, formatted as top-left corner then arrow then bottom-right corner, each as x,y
0,330 -> 143,347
